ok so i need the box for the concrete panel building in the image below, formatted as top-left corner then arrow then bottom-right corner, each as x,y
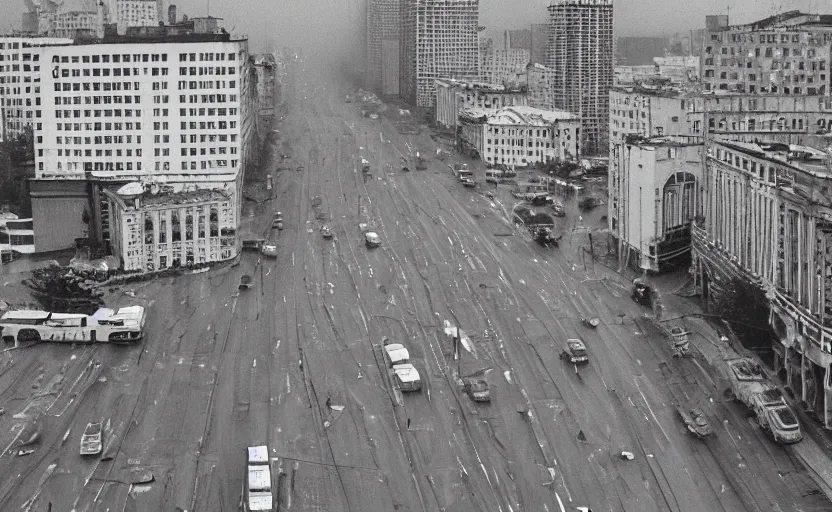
458,105 -> 579,166
28,32 -> 255,263
112,0 -> 159,35
480,31 -> 530,86
400,0 -> 480,107
608,139 -> 703,272
434,78 -> 527,130
609,84 -> 704,144
0,36 -> 72,142
366,0 -> 400,95
29,178 -> 89,252
701,11 -> 832,95
547,0 -> 614,156
691,138 -> 832,427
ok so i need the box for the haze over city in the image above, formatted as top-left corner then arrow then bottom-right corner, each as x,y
2,0 -> 832,510
0,0 -> 820,50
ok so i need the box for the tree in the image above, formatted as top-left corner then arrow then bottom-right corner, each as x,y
2,125 -> 34,166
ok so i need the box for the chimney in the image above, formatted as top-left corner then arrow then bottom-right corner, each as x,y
168,5 -> 177,25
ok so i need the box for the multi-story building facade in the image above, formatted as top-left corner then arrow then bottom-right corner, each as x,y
112,0 -> 159,35
434,78 -> 527,131
654,56 -> 699,84
0,36 -> 72,142
692,137 -> 832,428
527,63 -> 554,111
547,0 -> 613,156
480,30 -> 530,85
701,11 -> 832,95
45,0 -> 106,39
103,182 -> 236,272
30,33 -> 255,261
613,65 -> 655,85
400,0 -> 480,107
609,138 -> 703,272
609,84 -> 704,144
702,94 -> 832,148
458,105 -> 580,166
366,0 -> 400,96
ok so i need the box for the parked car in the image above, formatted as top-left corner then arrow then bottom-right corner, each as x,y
393,364 -> 422,392
321,225 -> 333,239
383,343 -> 410,366
365,232 -> 381,248
560,338 -> 588,364
463,378 -> 491,402
461,177 -> 476,188
550,202 -> 566,217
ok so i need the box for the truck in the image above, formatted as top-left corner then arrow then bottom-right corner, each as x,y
0,306 -> 146,344
243,445 -> 273,511
724,358 -> 802,444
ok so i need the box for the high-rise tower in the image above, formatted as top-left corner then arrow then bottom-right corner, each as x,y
547,0 -> 613,156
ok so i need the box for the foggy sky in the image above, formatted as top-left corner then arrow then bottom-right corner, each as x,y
0,0 -> 820,54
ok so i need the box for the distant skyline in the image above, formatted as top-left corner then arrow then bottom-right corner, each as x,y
0,0 -> 821,51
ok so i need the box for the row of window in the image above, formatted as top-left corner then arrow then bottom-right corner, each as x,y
487,139 -> 553,148
52,53 -> 168,64
178,66 -> 236,76
58,67 -> 170,78
703,59 -> 826,72
179,52 -> 237,62
56,134 -> 142,144
56,109 -> 142,119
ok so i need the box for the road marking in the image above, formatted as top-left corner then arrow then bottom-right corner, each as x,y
639,388 -> 670,444
286,374 -> 291,394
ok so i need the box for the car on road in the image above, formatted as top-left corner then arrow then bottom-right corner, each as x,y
369,113 -> 379,120
243,445 -> 273,511
560,338 -> 588,364
321,225 -> 333,239
80,422 -> 102,456
461,177 -> 475,188
677,407 -> 713,438
463,378 -> 491,402
383,343 -> 410,366
365,232 -> 381,248
550,202 -> 566,217
393,364 -> 422,392
239,275 -> 253,290
261,243 -> 277,258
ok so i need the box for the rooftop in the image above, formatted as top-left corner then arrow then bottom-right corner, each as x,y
141,188 -> 230,207
435,78 -> 525,94
716,139 -> 832,176
460,106 -> 577,126
721,10 -> 832,31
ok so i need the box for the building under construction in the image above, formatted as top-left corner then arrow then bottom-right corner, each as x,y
547,0 -> 613,156
366,0 -> 400,96
400,0 -> 480,107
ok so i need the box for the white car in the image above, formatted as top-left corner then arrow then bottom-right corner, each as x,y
383,343 -> 410,365
365,232 -> 381,248
393,364 -> 422,392
261,244 -> 277,258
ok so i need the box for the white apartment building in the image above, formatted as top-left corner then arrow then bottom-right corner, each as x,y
435,78 -> 527,130
459,105 -> 580,166
112,0 -> 159,35
31,34 -> 256,262
481,47 -> 529,86
609,85 -> 704,144
0,36 -> 72,142
45,0 -> 106,39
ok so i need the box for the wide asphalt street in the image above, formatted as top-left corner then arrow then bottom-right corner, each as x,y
0,56 -> 829,512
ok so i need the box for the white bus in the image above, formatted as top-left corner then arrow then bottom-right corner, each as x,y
0,306 -> 146,344
243,445 -> 273,511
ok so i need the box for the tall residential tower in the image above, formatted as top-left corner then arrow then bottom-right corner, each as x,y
400,0 -> 480,107
366,0 -> 400,96
547,0 -> 613,155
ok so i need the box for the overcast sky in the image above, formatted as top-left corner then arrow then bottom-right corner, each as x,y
0,0 -> 819,53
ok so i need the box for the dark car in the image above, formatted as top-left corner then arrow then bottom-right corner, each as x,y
463,379 -> 491,402
560,338 -> 588,364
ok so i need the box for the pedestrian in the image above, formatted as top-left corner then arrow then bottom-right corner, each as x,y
325,396 -> 332,408
407,418 -> 411,430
